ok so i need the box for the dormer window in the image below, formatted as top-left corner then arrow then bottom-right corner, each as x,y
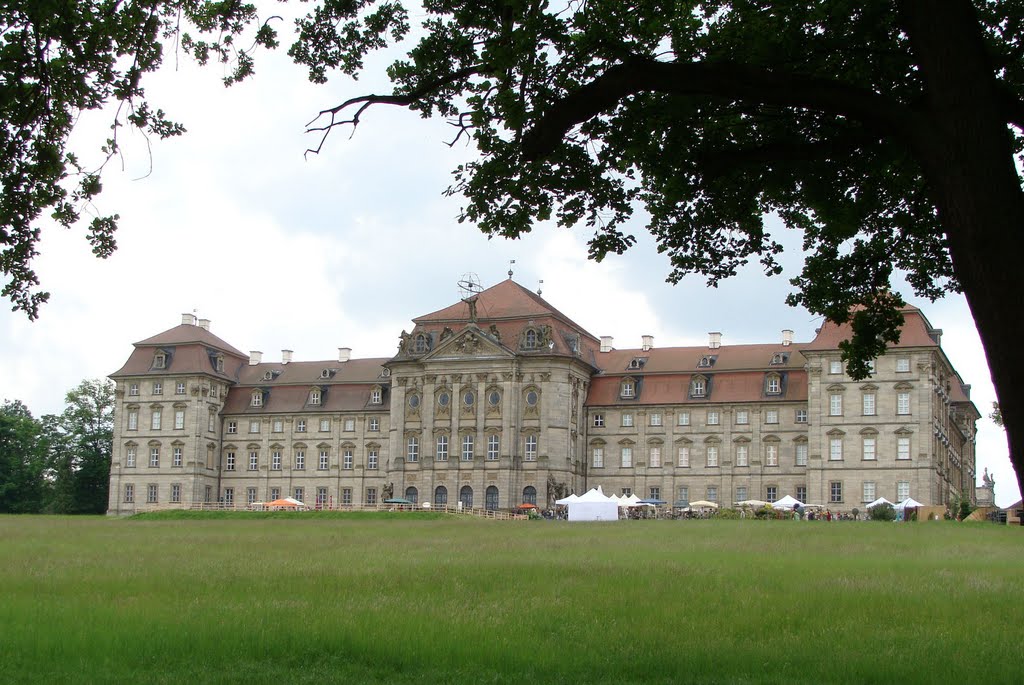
628,357 -> 647,370
310,389 -> 321,406
370,387 -> 382,405
697,355 -> 716,368
251,391 -> 263,408
765,373 -> 781,395
414,334 -> 429,353
215,355 -> 224,373
770,353 -> 788,366
690,375 -> 707,398
320,369 -> 331,379
620,379 -> 636,398
263,371 -> 274,381
154,352 -> 167,369
524,328 -> 539,350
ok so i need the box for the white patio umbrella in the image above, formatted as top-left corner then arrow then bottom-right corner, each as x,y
687,500 -> 719,509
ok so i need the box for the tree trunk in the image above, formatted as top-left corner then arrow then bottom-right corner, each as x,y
900,0 -> 1024,502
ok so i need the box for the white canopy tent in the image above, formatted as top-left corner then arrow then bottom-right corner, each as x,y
771,495 -> 806,510
895,497 -> 924,510
554,493 -> 579,505
866,497 -> 894,509
566,488 -> 620,522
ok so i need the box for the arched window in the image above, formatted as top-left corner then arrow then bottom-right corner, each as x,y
434,486 -> 448,507
405,487 -> 418,505
414,334 -> 428,353
523,486 -> 537,506
524,328 -> 539,349
459,485 -> 474,509
485,485 -> 499,511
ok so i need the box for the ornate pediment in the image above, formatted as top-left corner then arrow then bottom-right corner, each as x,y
424,326 -> 514,361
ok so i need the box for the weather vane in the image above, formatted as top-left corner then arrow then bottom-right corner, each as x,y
508,259 -> 515,279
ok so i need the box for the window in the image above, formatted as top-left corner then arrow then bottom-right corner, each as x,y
370,388 -> 382,404
171,483 -> 181,503
592,447 -> 604,468
621,446 -> 633,468
649,413 -> 662,427
678,411 -> 690,426
319,450 -> 329,470
897,481 -> 910,500
409,394 -> 421,409
437,392 -> 450,408
249,451 -> 259,471
215,356 -> 224,373
829,393 -> 843,416
525,390 -> 538,406
896,357 -> 911,373
208,413 -> 216,432
830,481 -> 843,503
487,434 -> 500,461
175,382 -> 186,395
706,445 -> 719,467
126,446 -> 136,468
863,481 -> 876,502
128,410 -> 138,431
765,444 -> 778,467
797,485 -> 808,502
343,450 -> 353,470
735,410 -> 748,425
436,435 -> 449,461
678,486 -> 689,504
621,380 -> 635,398
270,487 -> 280,501
829,360 -> 842,374
678,446 -> 690,467
829,437 -> 843,460
150,447 -> 160,467
414,334 -> 428,353
343,418 -> 355,432
316,488 -> 328,507
174,409 -> 185,430
463,391 -> 475,407
690,377 -> 706,397
461,434 -> 474,461
320,418 -> 331,432
227,420 -> 237,434
766,485 -> 778,502
223,488 -> 234,506
795,409 -> 807,424
147,484 -> 158,504
897,437 -> 911,460
292,487 -> 303,503
593,414 -> 605,428
129,383 -> 139,396
736,486 -> 747,502
273,419 -> 283,433
153,382 -> 163,395
225,451 -> 235,471
151,409 -> 161,430
342,488 -> 352,505
707,410 -> 720,425
205,485 -> 212,503
524,328 -> 539,349
309,389 -> 321,405
897,392 -> 911,415
250,391 -> 262,407
366,487 -> 377,505
295,450 -> 305,470
248,420 -> 260,434
622,413 -> 634,427
523,486 -> 537,506
524,434 -> 537,461
735,444 -> 748,467
368,449 -> 378,470
173,447 -> 182,467
707,486 -> 718,503
863,393 -> 876,416
272,451 -> 281,470
862,437 -> 876,461
649,446 -> 661,467
296,419 -> 306,433
154,353 -> 166,370
796,443 -> 808,466
248,488 -> 258,506
369,417 -> 380,432
765,409 -> 778,424
765,376 -> 781,394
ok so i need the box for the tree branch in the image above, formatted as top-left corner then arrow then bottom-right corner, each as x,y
521,57 -> 918,161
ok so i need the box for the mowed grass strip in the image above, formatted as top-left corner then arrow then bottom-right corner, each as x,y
1,515 -> 1021,684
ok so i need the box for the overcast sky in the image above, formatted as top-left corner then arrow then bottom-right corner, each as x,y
0,10 -> 1017,506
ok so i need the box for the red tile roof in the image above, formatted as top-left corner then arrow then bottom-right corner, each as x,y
593,343 -> 808,374
134,323 -> 248,358
801,308 -> 939,351
587,370 -> 808,406
110,344 -> 245,380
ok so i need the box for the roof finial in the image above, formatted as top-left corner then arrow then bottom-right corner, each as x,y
508,259 -> 516,279
537,279 -> 544,296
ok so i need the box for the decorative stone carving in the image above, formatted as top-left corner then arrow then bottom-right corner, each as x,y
440,327 -> 455,341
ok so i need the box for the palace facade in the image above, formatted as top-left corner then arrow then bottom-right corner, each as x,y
107,279 -> 979,514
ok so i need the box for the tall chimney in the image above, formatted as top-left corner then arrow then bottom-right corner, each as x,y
338,347 -> 352,363
782,329 -> 793,346
249,351 -> 263,365
708,332 -> 722,349
600,336 -> 614,353
198,318 -> 211,331
282,350 -> 293,364
641,335 -> 654,352
181,313 -> 197,326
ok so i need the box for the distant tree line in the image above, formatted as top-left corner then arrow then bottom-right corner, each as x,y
0,379 -> 113,514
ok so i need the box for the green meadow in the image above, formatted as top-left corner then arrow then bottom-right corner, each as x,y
1,514 -> 1021,684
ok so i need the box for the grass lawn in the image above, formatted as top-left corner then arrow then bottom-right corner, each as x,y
1,513 -> 1021,684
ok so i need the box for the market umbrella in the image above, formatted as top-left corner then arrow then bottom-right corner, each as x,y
266,498 -> 299,508
688,500 -> 719,509
384,497 -> 413,504
639,498 -> 667,505
515,503 -> 538,509
735,499 -> 769,508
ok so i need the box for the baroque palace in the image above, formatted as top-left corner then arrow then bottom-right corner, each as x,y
107,279 -> 979,514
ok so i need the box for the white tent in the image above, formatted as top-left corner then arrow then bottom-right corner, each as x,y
866,497 -> 894,509
772,495 -> 805,510
625,493 -> 643,506
567,488 -> 620,522
736,499 -> 769,508
895,497 -> 924,510
555,493 -> 579,505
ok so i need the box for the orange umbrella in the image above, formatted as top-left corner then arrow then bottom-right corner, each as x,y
515,503 -> 538,509
266,498 -> 299,508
